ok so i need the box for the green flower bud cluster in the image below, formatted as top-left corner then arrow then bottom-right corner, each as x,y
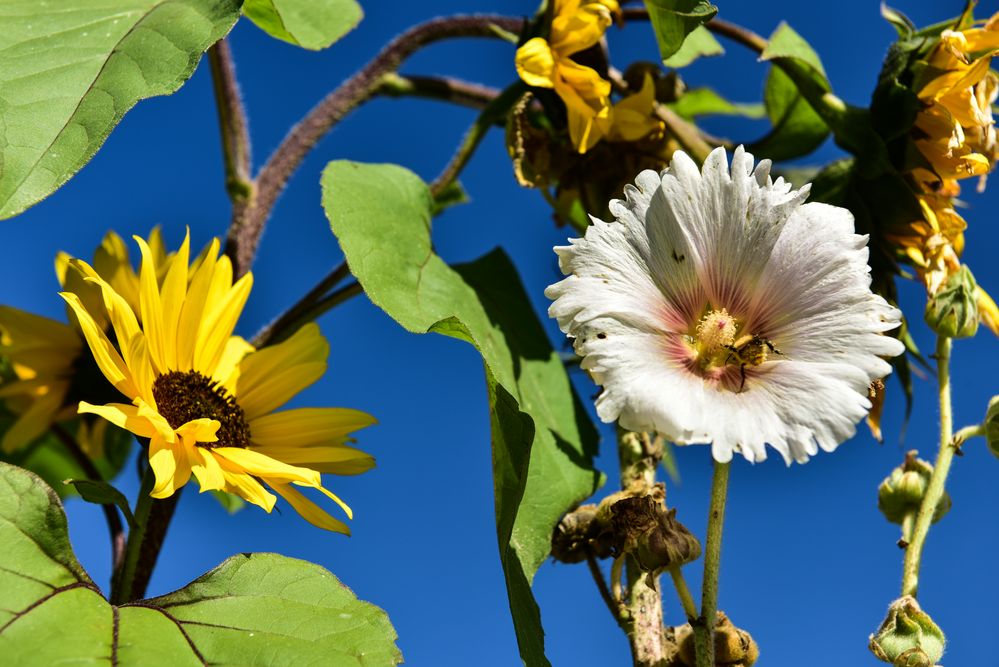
986,396 -> 999,460
924,265 -> 979,338
878,451 -> 950,526
869,596 -> 945,667
675,611 -> 759,667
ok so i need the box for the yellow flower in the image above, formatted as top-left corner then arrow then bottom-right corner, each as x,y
597,72 -> 665,144
913,14 -> 999,188
515,0 -> 619,152
61,231 -> 375,533
0,229 -> 148,453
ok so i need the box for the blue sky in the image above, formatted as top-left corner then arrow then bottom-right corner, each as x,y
1,1 -> 997,664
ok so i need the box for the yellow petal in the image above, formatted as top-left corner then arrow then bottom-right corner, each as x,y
977,285 -> 999,336
515,38 -> 556,88
194,272 -> 253,375
236,323 -> 328,419
176,238 -> 220,371
248,407 -> 376,447
176,418 -> 221,443
219,468 -> 276,512
59,292 -> 138,399
78,401 -> 159,439
134,236 -> 167,374
270,483 -> 350,534
158,229 -> 191,370
253,444 -> 375,476
214,336 -> 254,392
189,446 -> 226,492
213,447 -> 321,486
149,434 -> 192,499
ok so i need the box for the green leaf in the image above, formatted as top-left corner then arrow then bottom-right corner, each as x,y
643,0 -> 718,64
662,25 -> 724,68
321,161 -> 602,665
669,87 -> 764,121
0,0 -> 242,220
64,478 -> 136,528
749,24 -> 832,161
243,0 -> 362,50
881,3 -> 916,39
0,462 -> 401,665
748,66 -> 829,161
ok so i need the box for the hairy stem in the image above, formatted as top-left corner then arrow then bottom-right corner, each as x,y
254,281 -> 363,348
208,40 -> 252,203
618,430 -> 673,666
252,262 -> 351,347
378,73 -> 500,111
52,424 -> 125,574
226,14 -> 525,277
694,460 -> 731,667
901,336 -> 954,597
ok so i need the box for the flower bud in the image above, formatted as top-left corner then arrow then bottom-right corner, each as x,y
986,396 -> 999,460
924,265 -> 979,338
675,612 -> 759,666
869,596 -> 945,667
878,451 -> 950,526
610,495 -> 701,572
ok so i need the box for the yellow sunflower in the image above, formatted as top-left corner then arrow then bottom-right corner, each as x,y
516,0 -> 619,152
61,231 -> 375,534
0,229 -> 161,453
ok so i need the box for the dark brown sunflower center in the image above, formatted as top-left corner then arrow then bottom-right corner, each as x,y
151,371 -> 250,449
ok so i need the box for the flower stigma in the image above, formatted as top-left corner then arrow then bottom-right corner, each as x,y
152,371 -> 251,448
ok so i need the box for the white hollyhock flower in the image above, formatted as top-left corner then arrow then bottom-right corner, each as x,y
545,146 -> 905,464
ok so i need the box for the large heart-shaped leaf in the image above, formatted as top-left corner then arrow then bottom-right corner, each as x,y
0,0 -> 242,220
243,0 -> 362,50
0,462 -> 401,665
643,0 -> 718,64
321,161 -> 602,666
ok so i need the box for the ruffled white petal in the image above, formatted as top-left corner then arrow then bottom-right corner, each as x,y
546,146 -> 905,464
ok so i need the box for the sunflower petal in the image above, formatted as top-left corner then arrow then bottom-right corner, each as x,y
270,483 -> 351,534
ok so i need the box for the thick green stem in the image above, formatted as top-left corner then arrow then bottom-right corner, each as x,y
694,460 -> 731,667
110,468 -> 181,604
208,40 -> 253,203
618,430 -> 673,666
901,336 -> 954,598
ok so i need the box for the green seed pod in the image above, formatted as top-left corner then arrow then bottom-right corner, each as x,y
924,265 -> 979,338
869,596 -> 945,667
986,396 -> 999,460
877,451 -> 950,525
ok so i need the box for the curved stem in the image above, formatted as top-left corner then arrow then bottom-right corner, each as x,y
225,14 -> 525,277
953,423 -> 985,445
52,424 -> 125,574
694,460 -> 731,667
255,281 -> 363,348
669,567 -> 698,622
378,73 -> 500,111
587,549 -> 627,629
901,336 -> 954,598
252,262 -> 351,347
430,82 -> 525,197
208,39 -> 253,203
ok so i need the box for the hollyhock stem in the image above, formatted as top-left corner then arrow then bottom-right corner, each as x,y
617,430 -> 674,665
695,460 -> 731,667
901,336 -> 954,597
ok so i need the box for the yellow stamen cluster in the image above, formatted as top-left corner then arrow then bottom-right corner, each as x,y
694,308 -> 737,357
